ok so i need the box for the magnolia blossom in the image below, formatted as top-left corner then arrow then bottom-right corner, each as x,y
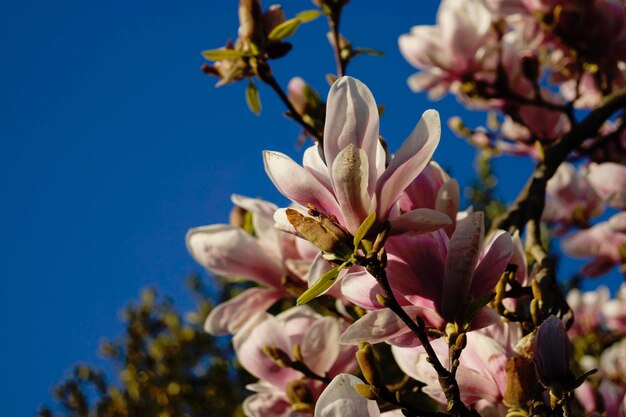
604,284 -> 626,333
186,195 -> 316,335
399,0 -> 496,99
265,76 -> 450,238
392,331 -> 508,410
586,162 -> 626,209
566,286 -> 610,337
235,306 -> 357,417
543,162 -> 604,230
340,212 -> 513,347
562,212 -> 626,277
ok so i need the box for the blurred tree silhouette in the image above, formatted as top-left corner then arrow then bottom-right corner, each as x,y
38,276 -> 254,417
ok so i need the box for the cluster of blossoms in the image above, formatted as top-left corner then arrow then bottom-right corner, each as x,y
399,0 -> 626,279
192,0 -> 626,416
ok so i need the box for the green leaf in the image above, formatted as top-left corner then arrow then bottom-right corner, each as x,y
297,9 -> 322,23
245,81 -> 262,115
353,212 -> 377,248
201,48 -> 246,61
268,18 -> 302,41
297,266 -> 341,305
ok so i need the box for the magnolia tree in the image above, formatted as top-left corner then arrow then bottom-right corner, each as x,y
190,1 -> 626,416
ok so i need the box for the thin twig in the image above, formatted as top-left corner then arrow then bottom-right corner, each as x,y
256,63 -> 324,143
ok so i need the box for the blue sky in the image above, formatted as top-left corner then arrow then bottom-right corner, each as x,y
0,1 -> 621,414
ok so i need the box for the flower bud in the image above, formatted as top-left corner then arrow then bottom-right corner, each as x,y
286,380 -> 313,405
356,342 -> 384,387
238,0 -> 263,41
533,315 -> 573,388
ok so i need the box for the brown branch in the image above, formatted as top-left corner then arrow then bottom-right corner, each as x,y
360,256 -> 480,417
256,63 -> 324,143
492,86 -> 626,233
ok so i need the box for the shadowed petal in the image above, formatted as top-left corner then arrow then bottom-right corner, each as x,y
441,212 -> 484,321
470,230 -> 513,298
389,208 -> 451,235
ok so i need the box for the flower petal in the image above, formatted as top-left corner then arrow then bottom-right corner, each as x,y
376,110 -> 441,218
204,287 -> 284,335
186,225 -> 284,287
315,374 -> 380,417
389,208 -> 451,235
323,77 -> 381,190
301,317 -> 341,375
470,230 -> 513,298
264,150 -> 340,218
441,212 -> 484,321
331,144 -> 373,233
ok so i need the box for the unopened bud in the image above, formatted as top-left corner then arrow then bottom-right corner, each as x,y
262,346 -> 293,368
354,383 -> 379,400
534,316 -> 573,388
356,342 -> 384,387
238,0 -> 263,41
286,380 -> 313,405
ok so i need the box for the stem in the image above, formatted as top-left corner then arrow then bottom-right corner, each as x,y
256,64 -> 324,143
492,86 -> 626,233
328,10 -> 346,77
361,257 -> 479,417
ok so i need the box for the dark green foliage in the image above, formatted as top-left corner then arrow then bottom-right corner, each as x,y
39,276 -> 254,417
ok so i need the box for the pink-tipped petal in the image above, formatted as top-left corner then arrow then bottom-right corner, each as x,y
323,77 -> 381,187
264,150 -> 340,218
301,317 -> 341,375
376,110 -> 441,218
470,230 -> 513,297
441,212 -> 484,321
389,208 -> 451,235
204,287 -> 284,335
186,225 -> 284,287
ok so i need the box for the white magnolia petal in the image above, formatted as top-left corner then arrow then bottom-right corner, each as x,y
204,287 -> 284,335
323,77 -> 380,180
376,110 -> 441,218
315,374 -> 380,417
264,150 -> 340,217
186,225 -> 284,287
301,317 -> 341,375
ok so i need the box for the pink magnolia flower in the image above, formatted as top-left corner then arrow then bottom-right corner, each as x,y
566,286 -> 610,337
398,0 -> 496,99
600,338 -> 626,384
604,283 -> 626,333
543,162 -> 604,230
587,162 -> 626,210
234,306 -> 357,417
264,76 -> 449,237
392,331 -> 508,409
339,212 -> 513,347
561,212 -> 626,277
186,195 -> 316,335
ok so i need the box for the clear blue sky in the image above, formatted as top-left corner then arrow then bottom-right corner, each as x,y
0,1 -> 620,414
